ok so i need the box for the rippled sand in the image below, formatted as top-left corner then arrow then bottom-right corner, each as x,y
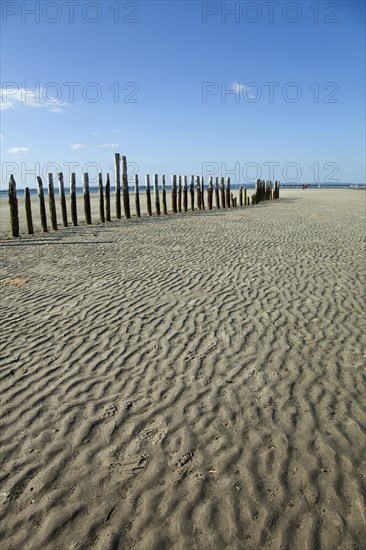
0,189 -> 365,549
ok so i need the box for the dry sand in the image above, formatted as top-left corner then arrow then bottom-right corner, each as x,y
0,189 -> 365,550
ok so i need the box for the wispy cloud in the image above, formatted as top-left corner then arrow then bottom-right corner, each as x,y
8,146 -> 30,154
232,81 -> 255,100
1,86 -> 68,112
114,130 -> 122,134
93,132 -> 100,136
70,143 -> 87,150
97,143 -> 119,148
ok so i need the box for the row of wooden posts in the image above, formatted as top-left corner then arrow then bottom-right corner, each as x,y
7,153 -> 280,237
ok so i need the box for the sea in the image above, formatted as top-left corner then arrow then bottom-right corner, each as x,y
1,182 -> 365,197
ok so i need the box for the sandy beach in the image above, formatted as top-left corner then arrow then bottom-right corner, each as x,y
0,188 -> 365,550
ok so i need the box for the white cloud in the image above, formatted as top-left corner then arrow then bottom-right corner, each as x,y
8,146 -> 30,154
0,86 -> 68,112
114,130 -> 121,133
232,81 -> 256,100
70,143 -> 87,150
93,132 -> 100,136
98,143 -> 119,149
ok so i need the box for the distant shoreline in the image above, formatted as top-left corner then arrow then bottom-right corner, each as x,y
1,183 -> 365,197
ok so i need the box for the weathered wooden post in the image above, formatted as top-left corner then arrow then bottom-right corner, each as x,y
239,186 -> 243,207
251,194 -> 256,206
154,174 -> 161,215
243,188 -> 247,207
134,174 -> 141,217
98,173 -> 105,223
230,192 -> 234,207
70,173 -> 77,226
172,175 -> 177,213
114,153 -> 121,219
24,187 -> 34,235
8,176 -> 19,237
162,175 -> 168,215
196,176 -> 202,210
146,175 -> 152,216
247,195 -> 250,206
105,173 -> 111,221
122,155 -> 131,219
274,180 -> 280,199
83,173 -> 92,224
48,174 -> 57,230
201,177 -> 205,210
255,179 -> 260,204
190,175 -> 194,211
37,176 -> 48,232
58,173 -> 68,227
220,177 -> 225,208
208,177 -> 213,210
214,177 -> 220,209
264,180 -> 269,201
225,177 -> 231,208
183,176 -> 188,212
178,175 -> 182,212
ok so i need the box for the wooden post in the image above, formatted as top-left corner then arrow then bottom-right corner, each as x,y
226,177 -> 231,207
214,177 -> 220,209
220,177 -> 225,208
255,179 -> 260,204
105,173 -> 111,221
8,176 -> 19,237
162,175 -> 168,215
196,176 -> 202,210
48,174 -> 57,230
239,186 -> 243,207
243,188 -> 247,207
183,176 -> 188,212
201,177 -> 205,210
208,177 -> 213,210
231,192 -> 234,207
37,176 -> 48,232
70,173 -> 77,226
251,194 -> 256,206
134,174 -> 141,217
24,187 -> 34,235
190,175 -> 194,211
83,173 -> 92,224
98,173 -> 105,223
146,175 -> 152,216
247,196 -> 250,206
154,174 -> 161,215
114,153 -> 121,219
122,155 -> 131,219
177,175 -> 182,212
172,175 -> 177,213
58,173 -> 68,227
274,180 -> 280,199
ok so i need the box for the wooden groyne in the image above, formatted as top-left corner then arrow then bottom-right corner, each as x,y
6,154 -> 279,237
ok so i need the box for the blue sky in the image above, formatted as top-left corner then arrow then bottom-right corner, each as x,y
1,0 -> 365,188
